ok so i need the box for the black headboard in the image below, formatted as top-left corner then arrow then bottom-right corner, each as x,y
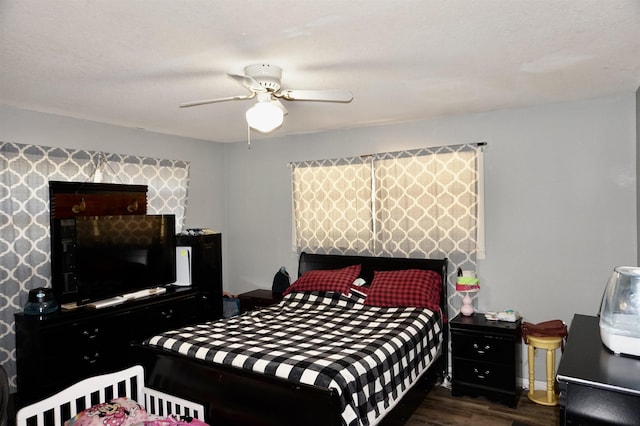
298,251 -> 448,313
298,252 -> 447,285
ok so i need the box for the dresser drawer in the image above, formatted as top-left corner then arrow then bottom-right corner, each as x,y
452,332 -> 515,364
453,358 -> 515,389
66,313 -> 131,369
134,295 -> 200,336
15,288 -> 205,407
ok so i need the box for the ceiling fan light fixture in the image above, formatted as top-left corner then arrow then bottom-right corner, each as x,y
245,101 -> 284,133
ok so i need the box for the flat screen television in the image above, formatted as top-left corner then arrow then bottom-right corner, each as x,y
73,214 -> 177,305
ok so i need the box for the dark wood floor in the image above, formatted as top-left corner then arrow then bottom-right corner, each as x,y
403,385 -> 560,426
8,384 -> 560,426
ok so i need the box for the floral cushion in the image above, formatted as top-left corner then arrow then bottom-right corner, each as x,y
67,398 -> 209,426
68,397 -> 148,426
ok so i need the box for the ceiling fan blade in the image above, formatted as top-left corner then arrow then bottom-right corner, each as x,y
228,73 -> 267,93
277,89 -> 353,103
179,94 -> 254,108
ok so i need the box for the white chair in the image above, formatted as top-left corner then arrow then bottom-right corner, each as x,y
17,365 -> 205,426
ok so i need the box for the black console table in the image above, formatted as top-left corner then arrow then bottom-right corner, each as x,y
557,314 -> 640,425
15,288 -> 207,407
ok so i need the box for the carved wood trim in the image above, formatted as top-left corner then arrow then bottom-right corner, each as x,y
49,181 -> 148,220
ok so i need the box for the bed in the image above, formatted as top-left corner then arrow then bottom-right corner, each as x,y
134,252 -> 448,426
16,365 -> 205,426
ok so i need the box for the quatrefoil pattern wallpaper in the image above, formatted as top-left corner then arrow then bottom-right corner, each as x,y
0,141 -> 189,390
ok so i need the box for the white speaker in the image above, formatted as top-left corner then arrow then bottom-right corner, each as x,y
175,246 -> 192,286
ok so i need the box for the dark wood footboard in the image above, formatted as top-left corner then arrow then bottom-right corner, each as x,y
133,343 -> 445,426
133,344 -> 343,426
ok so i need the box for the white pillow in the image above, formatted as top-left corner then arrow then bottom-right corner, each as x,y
353,277 -> 366,286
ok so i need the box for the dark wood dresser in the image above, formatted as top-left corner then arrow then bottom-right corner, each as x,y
557,314 -> 640,425
15,181 -> 225,408
15,288 -> 206,407
450,312 -> 522,407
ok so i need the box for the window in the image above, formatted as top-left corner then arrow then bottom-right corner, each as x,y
291,143 -> 485,287
292,157 -> 373,254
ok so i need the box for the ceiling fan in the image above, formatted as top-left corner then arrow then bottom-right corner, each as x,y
180,64 -> 353,133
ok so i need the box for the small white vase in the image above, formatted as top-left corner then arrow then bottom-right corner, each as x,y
460,292 -> 475,316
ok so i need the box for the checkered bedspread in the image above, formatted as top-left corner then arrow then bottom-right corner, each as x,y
144,290 -> 442,426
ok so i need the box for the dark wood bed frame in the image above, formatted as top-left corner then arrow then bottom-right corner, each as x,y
134,252 -> 448,426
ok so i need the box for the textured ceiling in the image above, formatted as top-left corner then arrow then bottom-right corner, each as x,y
1,1 -> 639,143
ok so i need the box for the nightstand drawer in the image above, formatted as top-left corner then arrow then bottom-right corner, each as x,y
453,358 -> 514,389
452,332 -> 514,364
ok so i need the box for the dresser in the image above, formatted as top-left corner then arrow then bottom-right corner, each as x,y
450,312 -> 522,407
16,182 -> 224,408
15,288 -> 206,407
557,314 -> 640,425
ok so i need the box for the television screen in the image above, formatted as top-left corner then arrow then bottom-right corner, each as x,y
74,214 -> 176,305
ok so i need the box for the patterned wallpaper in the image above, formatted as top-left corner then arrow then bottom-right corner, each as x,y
0,142 -> 189,391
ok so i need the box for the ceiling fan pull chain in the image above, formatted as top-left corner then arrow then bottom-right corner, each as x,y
247,124 -> 251,149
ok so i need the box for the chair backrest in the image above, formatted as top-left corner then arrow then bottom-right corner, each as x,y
16,365 -> 145,426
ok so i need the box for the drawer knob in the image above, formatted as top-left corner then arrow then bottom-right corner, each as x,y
82,328 -> 99,339
161,309 -> 174,319
473,368 -> 491,379
473,343 -> 491,354
83,352 -> 100,364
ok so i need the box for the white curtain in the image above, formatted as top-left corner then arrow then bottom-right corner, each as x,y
292,156 -> 373,255
0,142 -> 190,391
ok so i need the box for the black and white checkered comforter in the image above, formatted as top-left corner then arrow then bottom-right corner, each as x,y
144,290 -> 442,426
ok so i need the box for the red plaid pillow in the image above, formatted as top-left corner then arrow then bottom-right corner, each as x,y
364,269 -> 442,311
283,264 -> 361,295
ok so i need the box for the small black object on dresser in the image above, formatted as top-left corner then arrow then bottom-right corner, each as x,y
450,312 -> 522,407
271,266 -> 290,296
237,289 -> 282,312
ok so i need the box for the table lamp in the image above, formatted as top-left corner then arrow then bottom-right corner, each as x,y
456,271 -> 480,316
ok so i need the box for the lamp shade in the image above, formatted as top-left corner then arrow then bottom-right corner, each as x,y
456,276 -> 480,293
246,102 -> 284,133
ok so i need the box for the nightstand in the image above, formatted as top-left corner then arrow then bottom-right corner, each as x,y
237,289 -> 282,312
450,312 -> 522,407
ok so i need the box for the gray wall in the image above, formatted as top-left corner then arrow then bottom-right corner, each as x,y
5,95 -> 635,326
0,104 -> 228,281
637,87 -> 640,266
2,93 -> 638,383
0,105 -> 226,230
223,94 -> 637,326
222,94 -> 637,382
